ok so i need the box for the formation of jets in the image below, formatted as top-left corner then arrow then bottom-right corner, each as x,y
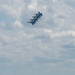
28,12 -> 43,25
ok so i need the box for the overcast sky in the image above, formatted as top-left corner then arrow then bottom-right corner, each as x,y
0,0 -> 75,75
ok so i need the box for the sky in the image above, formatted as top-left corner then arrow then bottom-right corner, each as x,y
0,0 -> 75,75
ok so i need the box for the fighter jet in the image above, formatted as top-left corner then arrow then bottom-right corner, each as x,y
28,12 -> 43,25
28,21 -> 35,25
35,12 -> 42,16
28,19 -> 37,25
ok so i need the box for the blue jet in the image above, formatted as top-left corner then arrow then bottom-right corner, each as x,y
28,18 -> 37,25
35,12 -> 43,17
28,19 -> 36,25
28,12 -> 43,25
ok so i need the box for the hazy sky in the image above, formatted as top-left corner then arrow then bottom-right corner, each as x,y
0,0 -> 75,75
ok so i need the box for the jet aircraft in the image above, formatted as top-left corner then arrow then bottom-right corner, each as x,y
28,12 -> 43,25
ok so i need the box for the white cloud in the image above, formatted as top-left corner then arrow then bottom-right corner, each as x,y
0,0 -> 75,75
